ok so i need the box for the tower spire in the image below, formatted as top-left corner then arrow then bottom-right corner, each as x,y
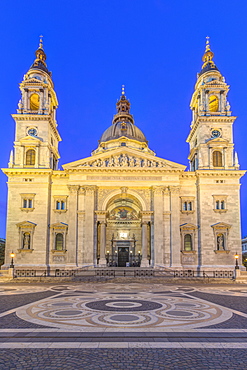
29,36 -> 51,75
199,37 -> 218,76
112,86 -> 134,125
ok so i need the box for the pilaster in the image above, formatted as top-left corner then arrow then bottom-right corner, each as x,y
169,185 -> 181,268
83,185 -> 97,265
152,186 -> 164,267
67,185 -> 79,266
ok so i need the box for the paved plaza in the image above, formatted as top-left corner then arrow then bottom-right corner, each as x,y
0,281 -> 247,369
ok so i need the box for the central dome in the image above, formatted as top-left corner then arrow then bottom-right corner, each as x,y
100,120 -> 147,143
100,87 -> 147,144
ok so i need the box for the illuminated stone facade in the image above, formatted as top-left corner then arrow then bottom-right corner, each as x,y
2,39 -> 245,271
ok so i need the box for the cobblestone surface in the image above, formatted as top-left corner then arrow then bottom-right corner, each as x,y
0,348 -> 246,369
0,291 -> 57,314
189,291 -> 247,314
0,312 -> 51,329
202,313 -> 247,329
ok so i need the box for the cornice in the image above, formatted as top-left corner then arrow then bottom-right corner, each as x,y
2,168 -> 52,176
195,170 -> 246,178
64,167 -> 185,174
11,114 -> 61,142
187,116 -> 236,142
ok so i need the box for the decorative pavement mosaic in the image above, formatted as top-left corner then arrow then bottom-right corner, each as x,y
0,282 -> 247,369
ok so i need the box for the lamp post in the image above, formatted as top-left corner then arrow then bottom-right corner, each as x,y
235,252 -> 239,270
10,251 -> 15,269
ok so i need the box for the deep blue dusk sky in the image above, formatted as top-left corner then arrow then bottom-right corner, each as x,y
0,0 -> 247,237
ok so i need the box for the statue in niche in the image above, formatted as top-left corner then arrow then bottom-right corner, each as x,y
217,234 -> 225,250
23,232 -> 30,249
226,101 -> 231,111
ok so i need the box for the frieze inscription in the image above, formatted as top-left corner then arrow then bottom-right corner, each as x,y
87,176 -> 162,181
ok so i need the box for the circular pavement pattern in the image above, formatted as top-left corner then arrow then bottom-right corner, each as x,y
85,299 -> 162,312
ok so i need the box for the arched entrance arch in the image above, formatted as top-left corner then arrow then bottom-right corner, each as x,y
97,191 -> 151,267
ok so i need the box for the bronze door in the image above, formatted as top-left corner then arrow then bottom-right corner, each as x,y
118,247 -> 129,267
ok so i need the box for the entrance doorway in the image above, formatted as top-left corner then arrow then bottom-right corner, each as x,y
118,247 -> 129,267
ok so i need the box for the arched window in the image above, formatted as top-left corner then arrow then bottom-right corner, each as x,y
30,93 -> 40,110
55,233 -> 63,250
208,95 -> 219,112
184,234 -> 192,251
213,151 -> 223,167
26,149 -> 35,165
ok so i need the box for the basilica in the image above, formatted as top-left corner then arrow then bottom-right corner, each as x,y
2,38 -> 245,271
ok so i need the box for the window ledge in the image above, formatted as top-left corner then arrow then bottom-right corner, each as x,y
53,209 -> 67,213
181,250 -> 196,254
20,207 -> 34,212
213,209 -> 228,213
51,249 -> 67,254
17,248 -> 34,253
181,210 -> 195,214
214,250 -> 230,254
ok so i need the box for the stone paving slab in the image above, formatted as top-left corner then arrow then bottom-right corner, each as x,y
0,283 -> 246,369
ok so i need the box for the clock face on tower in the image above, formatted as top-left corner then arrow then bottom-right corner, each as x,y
211,130 -> 221,138
28,128 -> 38,137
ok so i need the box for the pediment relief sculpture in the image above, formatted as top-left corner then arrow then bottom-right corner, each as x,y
76,154 -> 173,169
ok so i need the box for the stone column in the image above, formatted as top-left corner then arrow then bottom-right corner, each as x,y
169,186 -> 181,268
141,221 -> 149,267
67,185 -> 79,267
83,186 -> 97,266
152,186 -> 164,267
95,211 -> 107,267
99,221 -> 106,266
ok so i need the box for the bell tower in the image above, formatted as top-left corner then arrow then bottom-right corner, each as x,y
10,37 -> 61,170
187,38 -> 239,171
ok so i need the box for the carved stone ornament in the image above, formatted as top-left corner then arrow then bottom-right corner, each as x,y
121,186 -> 128,194
79,155 -> 170,168
83,185 -> 97,194
169,185 -> 180,194
67,185 -> 80,193
152,185 -> 165,195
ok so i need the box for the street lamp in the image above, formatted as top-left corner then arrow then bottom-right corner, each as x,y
10,251 -> 15,268
235,252 -> 239,270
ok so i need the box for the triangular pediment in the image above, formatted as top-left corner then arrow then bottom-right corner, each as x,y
62,147 -> 186,171
19,136 -> 43,144
206,137 -> 229,144
16,221 -> 37,228
211,222 -> 231,230
180,223 -> 198,230
207,79 -> 226,87
50,222 -> 68,229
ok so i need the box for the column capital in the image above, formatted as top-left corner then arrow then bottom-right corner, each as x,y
78,186 -> 86,195
67,185 -> 80,193
169,185 -> 180,194
152,185 -> 165,195
82,185 -> 98,194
